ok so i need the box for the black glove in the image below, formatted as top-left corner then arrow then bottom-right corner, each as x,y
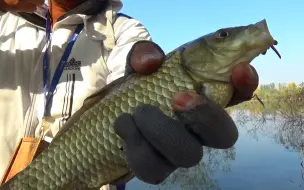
114,40 -> 238,184
114,95 -> 238,184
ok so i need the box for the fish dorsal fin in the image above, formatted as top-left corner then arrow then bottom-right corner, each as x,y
52,75 -> 129,142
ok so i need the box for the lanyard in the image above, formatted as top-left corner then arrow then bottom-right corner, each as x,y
43,15 -> 84,117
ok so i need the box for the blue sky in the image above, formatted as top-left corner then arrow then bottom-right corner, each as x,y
121,0 -> 303,84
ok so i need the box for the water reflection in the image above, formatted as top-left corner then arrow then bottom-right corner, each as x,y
126,90 -> 304,190
127,146 -> 235,190
232,91 -> 304,155
158,147 -> 236,190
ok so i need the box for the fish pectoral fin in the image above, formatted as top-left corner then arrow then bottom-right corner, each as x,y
110,172 -> 135,186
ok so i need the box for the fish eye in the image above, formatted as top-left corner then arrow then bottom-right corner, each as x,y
217,30 -> 229,38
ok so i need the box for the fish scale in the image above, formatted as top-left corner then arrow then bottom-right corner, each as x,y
6,51 -> 198,189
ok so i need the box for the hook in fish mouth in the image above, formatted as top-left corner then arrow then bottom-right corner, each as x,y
261,40 -> 281,59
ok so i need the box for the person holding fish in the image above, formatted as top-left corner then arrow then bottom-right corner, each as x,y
0,0 -> 266,189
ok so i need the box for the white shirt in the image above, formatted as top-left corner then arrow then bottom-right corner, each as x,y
0,2 -> 151,178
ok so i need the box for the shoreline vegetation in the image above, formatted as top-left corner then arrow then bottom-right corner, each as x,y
227,82 -> 304,119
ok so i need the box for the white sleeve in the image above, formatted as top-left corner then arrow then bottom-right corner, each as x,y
105,17 -> 152,84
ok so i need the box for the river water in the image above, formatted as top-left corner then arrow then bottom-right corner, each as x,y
125,111 -> 304,190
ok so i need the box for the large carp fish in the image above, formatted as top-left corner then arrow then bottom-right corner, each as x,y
0,19 -> 280,190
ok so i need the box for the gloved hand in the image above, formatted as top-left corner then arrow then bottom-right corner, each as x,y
114,41 -> 258,184
226,63 -> 259,107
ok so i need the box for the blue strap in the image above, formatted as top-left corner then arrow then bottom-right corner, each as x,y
43,14 -> 84,117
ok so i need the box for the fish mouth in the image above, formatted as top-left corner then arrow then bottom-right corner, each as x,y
237,19 -> 281,66
232,19 -> 281,82
229,19 -> 281,105
254,19 -> 281,59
